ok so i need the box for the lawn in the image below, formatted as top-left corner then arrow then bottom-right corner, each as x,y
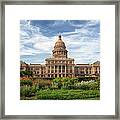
20,89 -> 100,100
20,77 -> 100,100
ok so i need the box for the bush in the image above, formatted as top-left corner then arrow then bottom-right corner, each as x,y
36,89 -> 100,100
20,70 -> 33,77
20,85 -> 39,97
33,79 -> 52,89
20,77 -> 100,100
75,80 -> 100,90
52,78 -> 99,90
52,77 -> 79,89
20,80 -> 32,86
52,78 -> 62,89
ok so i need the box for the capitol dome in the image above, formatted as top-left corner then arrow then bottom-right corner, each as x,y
54,35 -> 66,50
52,35 -> 68,58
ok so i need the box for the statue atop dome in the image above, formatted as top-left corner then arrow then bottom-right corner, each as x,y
58,34 -> 61,39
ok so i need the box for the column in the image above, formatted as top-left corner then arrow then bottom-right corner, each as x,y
92,67 -> 95,75
45,66 -> 47,77
97,67 -> 99,74
39,67 -> 41,77
72,65 -> 74,78
54,66 -> 55,77
68,65 -> 70,77
84,68 -> 86,74
91,67 -> 94,75
50,66 -> 51,78
79,67 -> 80,76
88,67 -> 90,75
65,65 -> 66,77
57,65 -> 59,77
61,65 -> 63,77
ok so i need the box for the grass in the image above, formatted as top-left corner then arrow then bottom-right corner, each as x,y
20,89 -> 100,100
20,78 -> 100,100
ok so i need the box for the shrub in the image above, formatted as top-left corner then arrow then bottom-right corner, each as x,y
20,80 -> 32,86
36,89 -> 100,100
33,79 -> 52,89
20,70 -> 33,77
20,85 -> 39,97
52,78 -> 62,89
52,78 -> 100,90
75,80 -> 100,90
52,77 -> 79,89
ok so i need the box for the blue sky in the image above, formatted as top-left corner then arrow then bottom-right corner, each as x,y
20,20 -> 100,64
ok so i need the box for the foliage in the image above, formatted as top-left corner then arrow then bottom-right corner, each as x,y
52,78 -> 100,90
52,77 -> 79,89
20,85 -> 39,98
33,79 -> 52,89
52,78 -> 63,89
20,77 -> 100,100
78,76 -> 99,82
20,70 -> 33,77
75,80 -> 100,90
20,80 -> 32,86
36,89 -> 100,100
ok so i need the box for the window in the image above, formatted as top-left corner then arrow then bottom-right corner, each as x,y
37,71 -> 39,74
52,66 -> 54,69
55,74 -> 57,77
70,69 -> 72,73
51,66 -> 54,73
66,66 -> 68,73
62,66 -> 65,69
55,66 -> 57,69
95,70 -> 98,74
59,66 -> 61,72
51,75 -> 53,78
59,61 -> 62,63
55,66 -> 57,72
80,71 -> 84,74
62,66 -> 65,72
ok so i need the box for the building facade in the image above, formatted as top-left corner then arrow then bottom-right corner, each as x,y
20,35 -> 100,78
75,61 -> 100,77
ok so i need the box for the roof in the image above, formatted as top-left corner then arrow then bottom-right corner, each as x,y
45,57 -> 74,61
92,61 -> 100,65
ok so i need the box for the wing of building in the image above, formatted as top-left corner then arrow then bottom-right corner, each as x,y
20,35 -> 100,78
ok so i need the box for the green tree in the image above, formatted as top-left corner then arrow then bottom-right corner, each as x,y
20,70 -> 33,77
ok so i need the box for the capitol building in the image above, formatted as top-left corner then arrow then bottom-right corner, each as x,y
20,35 -> 100,78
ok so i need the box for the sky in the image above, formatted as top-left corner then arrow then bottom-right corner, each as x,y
20,20 -> 100,64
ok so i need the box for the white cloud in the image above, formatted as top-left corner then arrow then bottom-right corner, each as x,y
20,20 -> 100,63
20,21 -> 55,55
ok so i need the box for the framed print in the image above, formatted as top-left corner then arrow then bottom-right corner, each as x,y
0,0 -> 119,119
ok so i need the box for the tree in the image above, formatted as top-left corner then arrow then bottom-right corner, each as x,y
20,70 -> 33,77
